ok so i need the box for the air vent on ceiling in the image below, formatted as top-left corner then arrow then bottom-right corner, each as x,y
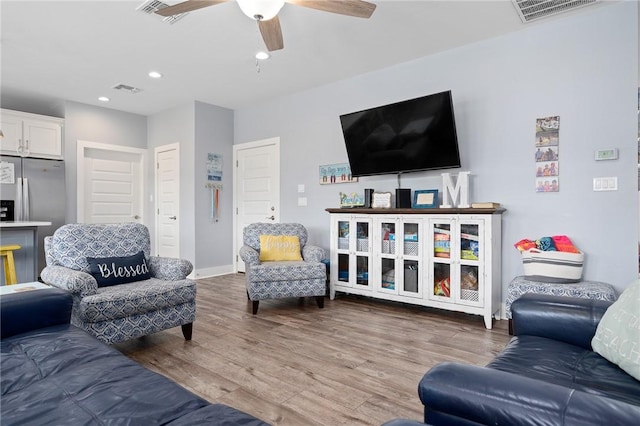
136,0 -> 187,25
512,0 -> 599,23
112,84 -> 142,94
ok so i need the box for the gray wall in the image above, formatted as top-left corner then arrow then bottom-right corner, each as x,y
147,103 -> 196,265
234,2 -> 639,295
146,101 -> 234,274
63,101 -> 147,223
193,101 -> 234,275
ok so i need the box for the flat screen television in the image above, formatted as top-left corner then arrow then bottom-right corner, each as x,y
339,90 -> 461,177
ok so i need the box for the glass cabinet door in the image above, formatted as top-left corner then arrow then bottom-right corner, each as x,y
353,220 -> 371,289
457,222 -> 482,306
430,221 -> 453,302
400,221 -> 421,297
334,217 -> 371,290
336,219 -> 351,285
378,220 -> 397,293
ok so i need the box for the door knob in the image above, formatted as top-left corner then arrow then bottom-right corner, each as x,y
169,216 -> 177,220
266,215 -> 275,220
132,215 -> 141,219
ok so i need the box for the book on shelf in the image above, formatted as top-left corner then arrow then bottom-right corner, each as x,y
471,202 -> 501,209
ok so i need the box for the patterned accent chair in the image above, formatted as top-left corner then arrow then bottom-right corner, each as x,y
40,223 -> 196,345
239,223 -> 326,314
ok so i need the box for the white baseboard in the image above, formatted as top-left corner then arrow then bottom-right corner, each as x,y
192,264 -> 235,279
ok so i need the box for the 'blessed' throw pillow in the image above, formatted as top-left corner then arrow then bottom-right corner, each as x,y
259,235 -> 303,262
591,279 -> 640,381
87,251 -> 151,287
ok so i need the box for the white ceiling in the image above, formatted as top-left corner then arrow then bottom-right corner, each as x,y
0,0 -> 615,117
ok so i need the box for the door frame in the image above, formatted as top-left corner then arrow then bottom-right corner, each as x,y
76,140 -> 146,224
232,137 -> 280,272
154,143 -> 180,257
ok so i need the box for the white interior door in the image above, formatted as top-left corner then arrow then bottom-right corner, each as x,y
155,144 -> 180,258
233,137 -> 280,272
77,141 -> 145,224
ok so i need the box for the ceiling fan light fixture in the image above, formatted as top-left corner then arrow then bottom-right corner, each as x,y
255,51 -> 270,60
237,0 -> 284,21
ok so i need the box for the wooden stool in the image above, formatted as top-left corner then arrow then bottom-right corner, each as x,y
1,245 -> 21,285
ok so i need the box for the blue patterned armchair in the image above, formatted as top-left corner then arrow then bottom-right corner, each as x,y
239,223 -> 326,314
40,223 -> 196,344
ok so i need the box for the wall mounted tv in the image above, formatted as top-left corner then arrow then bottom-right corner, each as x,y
339,90 -> 461,177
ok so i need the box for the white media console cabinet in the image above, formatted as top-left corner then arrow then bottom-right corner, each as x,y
326,207 -> 504,329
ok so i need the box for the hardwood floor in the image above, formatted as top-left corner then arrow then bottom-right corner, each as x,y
114,274 -> 511,425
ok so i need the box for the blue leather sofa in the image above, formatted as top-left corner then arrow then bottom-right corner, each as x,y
1,288 -> 269,425
416,294 -> 640,425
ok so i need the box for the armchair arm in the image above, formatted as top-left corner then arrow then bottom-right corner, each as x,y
40,265 -> 98,297
147,256 -> 193,280
302,245 -> 325,263
1,288 -> 72,339
419,362 -> 640,426
512,294 -> 612,350
239,245 -> 260,266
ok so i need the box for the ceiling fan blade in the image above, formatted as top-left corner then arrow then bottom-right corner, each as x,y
258,17 -> 284,52
155,0 -> 229,17
286,0 -> 376,19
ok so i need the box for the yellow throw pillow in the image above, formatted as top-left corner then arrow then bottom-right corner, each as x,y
259,235 -> 303,262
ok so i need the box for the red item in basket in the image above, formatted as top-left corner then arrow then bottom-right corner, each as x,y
552,235 -> 580,253
514,239 -> 537,252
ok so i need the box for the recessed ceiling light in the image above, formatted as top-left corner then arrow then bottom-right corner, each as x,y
255,51 -> 270,60
148,71 -> 163,78
98,96 -> 110,102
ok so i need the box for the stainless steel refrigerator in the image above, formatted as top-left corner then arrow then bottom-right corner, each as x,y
0,155 -> 66,279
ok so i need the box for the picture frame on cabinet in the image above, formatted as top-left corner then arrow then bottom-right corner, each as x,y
372,192 -> 392,208
413,189 -> 439,208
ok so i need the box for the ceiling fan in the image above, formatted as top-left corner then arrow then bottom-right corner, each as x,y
155,0 -> 377,52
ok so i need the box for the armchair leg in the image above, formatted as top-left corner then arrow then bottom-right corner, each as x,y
181,323 -> 193,340
315,296 -> 324,309
252,300 -> 259,315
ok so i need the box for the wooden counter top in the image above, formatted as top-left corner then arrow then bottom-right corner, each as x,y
0,221 -> 52,228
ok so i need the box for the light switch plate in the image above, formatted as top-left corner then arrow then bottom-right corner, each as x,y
593,177 -> 618,191
595,148 -> 618,161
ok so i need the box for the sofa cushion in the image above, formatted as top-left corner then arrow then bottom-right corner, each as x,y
76,278 -> 196,323
592,279 -> 640,381
487,335 -> 640,405
51,223 -> 151,273
1,324 -> 268,425
259,235 -> 303,262
87,251 -> 151,287
243,223 -> 308,252
248,261 -> 326,282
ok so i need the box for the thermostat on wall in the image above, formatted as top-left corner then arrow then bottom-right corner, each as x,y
594,148 -> 618,161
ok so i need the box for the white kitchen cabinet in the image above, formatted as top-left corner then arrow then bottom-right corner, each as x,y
1,109 -> 63,159
327,208 -> 503,329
